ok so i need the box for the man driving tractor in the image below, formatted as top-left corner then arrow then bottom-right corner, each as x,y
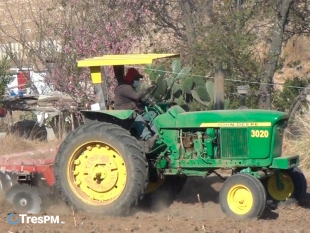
114,67 -> 157,149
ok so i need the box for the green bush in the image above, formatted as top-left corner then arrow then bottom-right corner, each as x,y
272,77 -> 309,112
0,56 -> 14,99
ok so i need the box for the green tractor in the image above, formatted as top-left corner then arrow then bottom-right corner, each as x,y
54,53 -> 307,219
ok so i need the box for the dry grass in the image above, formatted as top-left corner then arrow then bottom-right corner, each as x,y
0,134 -> 60,156
283,114 -> 310,169
0,110 -> 61,156
283,137 -> 310,169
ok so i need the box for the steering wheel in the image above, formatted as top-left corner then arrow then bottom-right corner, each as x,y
140,84 -> 158,103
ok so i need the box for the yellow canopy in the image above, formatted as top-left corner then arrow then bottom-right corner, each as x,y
77,53 -> 180,67
77,53 -> 180,83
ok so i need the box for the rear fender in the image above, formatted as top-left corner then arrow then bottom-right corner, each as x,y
80,110 -> 136,130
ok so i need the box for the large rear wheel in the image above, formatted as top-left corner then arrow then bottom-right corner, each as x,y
54,122 -> 149,216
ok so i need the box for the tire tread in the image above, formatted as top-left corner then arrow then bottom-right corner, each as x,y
54,122 -> 148,216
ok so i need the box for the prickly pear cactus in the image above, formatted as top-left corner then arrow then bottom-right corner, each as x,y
156,65 -> 166,80
193,78 -> 230,110
171,59 -> 182,76
143,59 -> 230,110
145,64 -> 166,82
171,83 -> 182,99
191,90 -> 210,107
192,76 -> 212,103
196,86 -> 210,102
149,58 -> 191,101
183,77 -> 193,94
176,95 -> 185,106
206,80 -> 214,103
153,75 -> 168,100
194,77 -> 205,87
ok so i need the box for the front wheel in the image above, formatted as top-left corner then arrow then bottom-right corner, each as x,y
219,173 -> 266,219
54,122 -> 149,216
264,167 -> 307,204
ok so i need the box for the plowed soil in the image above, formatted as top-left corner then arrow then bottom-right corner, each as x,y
1,172 -> 310,233
0,135 -> 309,233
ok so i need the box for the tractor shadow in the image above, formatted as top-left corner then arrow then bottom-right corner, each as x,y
260,192 -> 310,220
302,192 -> 310,208
176,175 -> 223,204
135,174 -> 310,219
135,174 -> 224,214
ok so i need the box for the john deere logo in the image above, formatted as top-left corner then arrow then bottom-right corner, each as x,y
200,122 -> 272,127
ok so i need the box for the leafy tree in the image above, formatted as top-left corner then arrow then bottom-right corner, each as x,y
189,1 -> 266,109
140,0 -> 306,110
258,0 -> 294,109
0,56 -> 14,99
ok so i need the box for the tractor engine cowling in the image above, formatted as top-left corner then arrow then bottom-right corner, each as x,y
178,118 -> 287,161
179,128 -> 218,159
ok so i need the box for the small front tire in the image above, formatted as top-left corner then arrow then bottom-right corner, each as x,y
264,167 -> 307,203
219,173 -> 266,219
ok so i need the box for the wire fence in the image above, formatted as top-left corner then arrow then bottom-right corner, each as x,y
129,65 -> 310,91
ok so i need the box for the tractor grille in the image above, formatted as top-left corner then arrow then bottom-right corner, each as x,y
220,128 -> 248,158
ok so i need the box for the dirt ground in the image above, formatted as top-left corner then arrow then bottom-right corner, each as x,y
0,137 -> 309,233
1,173 -> 309,233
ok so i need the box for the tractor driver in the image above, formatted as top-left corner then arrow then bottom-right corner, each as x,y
114,68 -> 157,149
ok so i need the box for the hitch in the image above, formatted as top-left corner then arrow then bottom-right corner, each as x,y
17,172 -> 34,183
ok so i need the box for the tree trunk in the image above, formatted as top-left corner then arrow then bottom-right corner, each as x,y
259,0 -> 293,109
180,0 -> 196,50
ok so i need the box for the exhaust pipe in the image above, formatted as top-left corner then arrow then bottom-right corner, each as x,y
214,66 -> 225,110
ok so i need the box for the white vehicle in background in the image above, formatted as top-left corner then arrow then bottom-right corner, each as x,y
7,68 -> 52,96
2,68 -> 81,141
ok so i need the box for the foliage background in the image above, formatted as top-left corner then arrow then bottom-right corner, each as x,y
0,0 -> 309,110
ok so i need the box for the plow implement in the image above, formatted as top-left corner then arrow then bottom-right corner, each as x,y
0,149 -> 57,214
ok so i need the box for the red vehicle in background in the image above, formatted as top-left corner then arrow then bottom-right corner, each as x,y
0,108 -> 7,117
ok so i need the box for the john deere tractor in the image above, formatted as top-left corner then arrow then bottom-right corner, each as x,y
54,54 -> 307,219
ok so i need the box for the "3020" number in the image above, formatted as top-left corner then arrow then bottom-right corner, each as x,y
251,130 -> 269,138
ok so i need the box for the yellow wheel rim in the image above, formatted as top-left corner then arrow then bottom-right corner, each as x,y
67,142 -> 127,206
267,172 -> 294,201
227,185 -> 253,215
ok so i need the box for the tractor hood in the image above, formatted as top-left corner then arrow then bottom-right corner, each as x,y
175,109 -> 288,128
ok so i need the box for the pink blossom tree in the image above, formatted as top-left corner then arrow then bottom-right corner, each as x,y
41,0 -> 143,105
0,0 -> 151,106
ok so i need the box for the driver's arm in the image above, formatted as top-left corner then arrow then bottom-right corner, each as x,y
121,85 -> 143,101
